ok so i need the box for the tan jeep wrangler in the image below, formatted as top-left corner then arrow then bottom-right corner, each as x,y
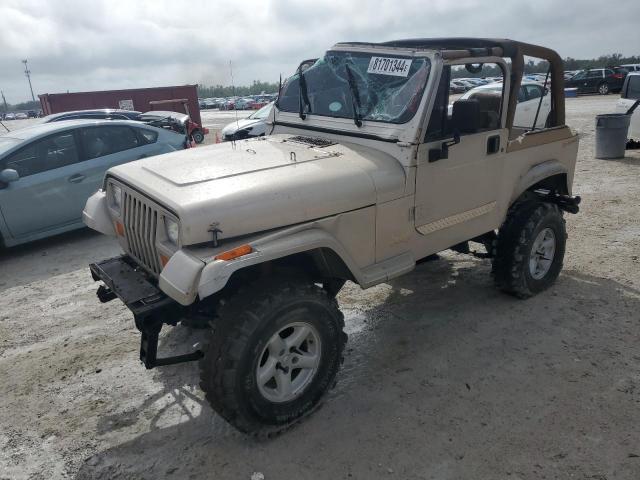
83,38 -> 580,436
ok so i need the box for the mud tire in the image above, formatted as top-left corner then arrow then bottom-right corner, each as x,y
199,277 -> 346,437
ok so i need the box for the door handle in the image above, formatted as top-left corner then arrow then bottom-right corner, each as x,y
487,135 -> 501,154
68,174 -> 85,183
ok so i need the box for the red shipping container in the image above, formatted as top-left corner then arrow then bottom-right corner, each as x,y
39,84 -> 201,125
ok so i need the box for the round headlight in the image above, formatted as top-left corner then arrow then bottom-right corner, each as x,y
165,217 -> 179,245
111,184 -> 122,213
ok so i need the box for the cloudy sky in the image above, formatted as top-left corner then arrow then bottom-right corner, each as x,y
1,0 -> 639,103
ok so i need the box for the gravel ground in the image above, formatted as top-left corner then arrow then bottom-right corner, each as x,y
1,95 -> 639,480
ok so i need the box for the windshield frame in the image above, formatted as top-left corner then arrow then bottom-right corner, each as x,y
276,49 -> 431,126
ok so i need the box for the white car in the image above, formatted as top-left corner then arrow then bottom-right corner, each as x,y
221,102 -> 273,141
620,64 -> 640,73
449,81 -> 551,129
615,72 -> 640,141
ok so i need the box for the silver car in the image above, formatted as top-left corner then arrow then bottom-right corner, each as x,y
0,119 -> 185,247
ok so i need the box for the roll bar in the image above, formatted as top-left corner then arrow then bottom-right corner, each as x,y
339,38 -> 566,128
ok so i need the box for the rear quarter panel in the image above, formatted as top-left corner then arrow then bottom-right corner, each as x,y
502,128 -> 579,215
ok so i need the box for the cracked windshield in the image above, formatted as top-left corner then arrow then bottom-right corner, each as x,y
278,51 -> 430,124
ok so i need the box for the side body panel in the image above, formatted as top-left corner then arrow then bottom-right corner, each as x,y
402,128 -> 578,262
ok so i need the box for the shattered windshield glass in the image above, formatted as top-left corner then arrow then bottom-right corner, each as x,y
277,51 -> 430,125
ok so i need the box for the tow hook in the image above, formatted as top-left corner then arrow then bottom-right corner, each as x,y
96,285 -> 117,303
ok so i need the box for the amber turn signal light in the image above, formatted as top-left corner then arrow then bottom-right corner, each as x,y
214,244 -> 253,261
160,254 -> 170,267
114,221 -> 125,237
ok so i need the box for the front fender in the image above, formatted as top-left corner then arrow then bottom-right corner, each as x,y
511,160 -> 568,203
197,228 -> 363,300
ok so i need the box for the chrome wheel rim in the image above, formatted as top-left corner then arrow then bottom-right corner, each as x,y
599,84 -> 608,94
529,228 -> 556,280
256,322 -> 321,403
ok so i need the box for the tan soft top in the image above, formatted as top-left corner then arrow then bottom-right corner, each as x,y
336,38 -> 565,128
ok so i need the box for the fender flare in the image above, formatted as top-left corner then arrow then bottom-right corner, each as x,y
197,228 -> 363,300
511,160 -> 568,203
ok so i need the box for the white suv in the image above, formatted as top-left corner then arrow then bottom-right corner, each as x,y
616,72 -> 640,142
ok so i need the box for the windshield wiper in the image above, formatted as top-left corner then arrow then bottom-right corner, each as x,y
345,64 -> 362,127
298,63 -> 311,120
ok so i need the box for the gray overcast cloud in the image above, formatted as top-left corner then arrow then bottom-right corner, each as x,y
1,0 -> 639,103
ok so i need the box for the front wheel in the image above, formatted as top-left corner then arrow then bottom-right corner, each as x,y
199,277 -> 346,436
492,200 -> 566,298
598,82 -> 610,95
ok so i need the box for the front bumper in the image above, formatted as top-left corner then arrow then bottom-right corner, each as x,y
90,255 -> 173,317
90,255 -> 203,369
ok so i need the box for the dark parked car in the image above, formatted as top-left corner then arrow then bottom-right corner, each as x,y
565,68 -> 627,95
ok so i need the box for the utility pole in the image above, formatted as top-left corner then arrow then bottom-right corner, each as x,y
22,59 -> 35,102
0,90 -> 7,112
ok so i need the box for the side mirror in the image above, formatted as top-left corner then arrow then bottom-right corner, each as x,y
429,130 -> 460,163
0,168 -> 19,184
451,99 -> 481,134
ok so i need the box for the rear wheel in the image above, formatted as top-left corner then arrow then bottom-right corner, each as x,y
191,129 -> 205,143
492,200 -> 566,298
199,277 -> 346,436
598,82 -> 610,95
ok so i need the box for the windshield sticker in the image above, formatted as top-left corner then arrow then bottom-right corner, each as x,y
367,57 -> 412,77
329,101 -> 342,112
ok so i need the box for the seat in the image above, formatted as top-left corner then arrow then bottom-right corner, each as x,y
471,92 -> 502,130
86,136 -> 106,159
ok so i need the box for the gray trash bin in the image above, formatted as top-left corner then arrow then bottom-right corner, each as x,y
595,113 -> 631,159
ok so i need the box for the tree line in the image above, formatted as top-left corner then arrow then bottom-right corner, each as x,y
1,99 -> 40,112
197,80 -> 280,98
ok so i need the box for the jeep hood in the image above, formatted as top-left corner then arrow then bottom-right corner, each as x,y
107,134 -> 406,245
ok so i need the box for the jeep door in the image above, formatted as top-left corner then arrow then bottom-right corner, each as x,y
414,61 -> 508,246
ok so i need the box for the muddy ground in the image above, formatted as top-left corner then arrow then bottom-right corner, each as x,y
1,95 -> 639,479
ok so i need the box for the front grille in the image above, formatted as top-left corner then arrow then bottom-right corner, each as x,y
122,190 -> 162,275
